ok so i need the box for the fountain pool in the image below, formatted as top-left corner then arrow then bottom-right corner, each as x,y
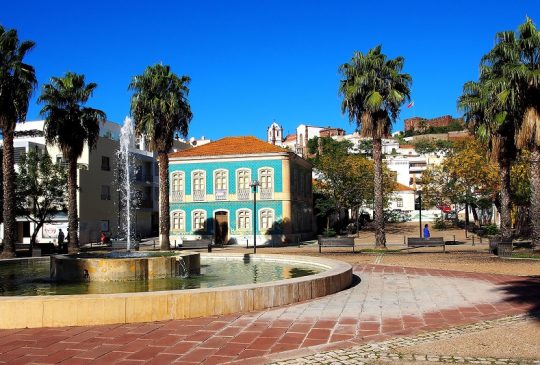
0,253 -> 352,328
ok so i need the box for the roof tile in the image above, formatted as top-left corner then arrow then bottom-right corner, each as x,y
169,136 -> 288,158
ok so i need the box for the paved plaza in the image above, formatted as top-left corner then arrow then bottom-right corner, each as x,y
0,264 -> 537,364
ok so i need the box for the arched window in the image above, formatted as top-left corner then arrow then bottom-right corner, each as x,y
259,168 -> 273,199
171,172 -> 185,202
237,169 -> 251,200
214,170 -> 228,200
192,171 -> 206,201
259,209 -> 274,230
171,210 -> 185,231
237,209 -> 251,230
193,210 -> 206,231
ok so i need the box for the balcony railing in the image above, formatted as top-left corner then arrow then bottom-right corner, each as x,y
260,188 -> 273,200
237,188 -> 250,200
193,190 -> 205,201
170,191 -> 184,202
215,189 -> 227,201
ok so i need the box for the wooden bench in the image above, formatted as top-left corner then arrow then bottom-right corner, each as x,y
178,239 -> 213,250
407,237 -> 445,252
318,236 -> 355,253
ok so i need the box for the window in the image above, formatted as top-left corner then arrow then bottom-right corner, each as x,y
396,198 -> 403,208
192,171 -> 206,201
171,211 -> 185,231
237,209 -> 251,230
101,185 -> 111,200
237,169 -> 251,200
171,172 -> 185,201
214,170 -> 228,200
260,209 -> 274,230
259,168 -> 273,199
101,156 -> 110,171
193,210 -> 206,231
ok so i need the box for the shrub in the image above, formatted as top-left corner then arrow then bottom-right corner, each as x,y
433,215 -> 447,230
322,228 -> 337,237
483,224 -> 499,236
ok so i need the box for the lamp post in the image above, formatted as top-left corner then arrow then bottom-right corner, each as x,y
417,189 -> 423,238
250,180 -> 260,254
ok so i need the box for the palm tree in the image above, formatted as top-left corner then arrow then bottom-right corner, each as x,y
129,64 -> 193,250
482,17 -> 540,246
458,75 -> 517,241
38,72 -> 106,253
339,46 -> 412,247
0,26 -> 37,258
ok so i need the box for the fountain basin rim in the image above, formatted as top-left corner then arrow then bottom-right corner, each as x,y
52,251 -> 195,260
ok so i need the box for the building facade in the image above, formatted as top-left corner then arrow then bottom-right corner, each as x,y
168,136 -> 314,246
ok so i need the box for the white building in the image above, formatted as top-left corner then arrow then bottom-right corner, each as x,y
0,120 -> 190,245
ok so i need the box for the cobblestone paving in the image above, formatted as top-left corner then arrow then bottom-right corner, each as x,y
0,265 -> 536,364
270,315 -> 540,364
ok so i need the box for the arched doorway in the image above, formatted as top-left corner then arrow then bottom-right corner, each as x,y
214,211 -> 229,245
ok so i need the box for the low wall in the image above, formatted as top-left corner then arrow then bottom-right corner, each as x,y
0,253 -> 352,329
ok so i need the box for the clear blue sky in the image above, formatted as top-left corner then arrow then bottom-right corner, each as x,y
2,1 -> 539,140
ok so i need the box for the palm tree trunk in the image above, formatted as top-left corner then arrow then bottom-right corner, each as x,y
67,155 -> 79,253
1,128 -> 16,258
499,159 -> 512,240
530,146 -> 540,247
373,137 -> 386,247
158,152 -> 170,250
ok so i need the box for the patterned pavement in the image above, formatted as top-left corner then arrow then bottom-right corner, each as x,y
0,265 -> 536,364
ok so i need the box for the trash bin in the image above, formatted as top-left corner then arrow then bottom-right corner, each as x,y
497,241 -> 513,258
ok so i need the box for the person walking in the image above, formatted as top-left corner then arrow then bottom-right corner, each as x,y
57,229 -> 65,253
423,224 -> 430,239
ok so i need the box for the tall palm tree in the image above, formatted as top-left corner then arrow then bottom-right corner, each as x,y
38,72 -> 105,253
458,74 -> 517,241
129,64 -> 193,250
339,46 -> 412,247
0,26 -> 37,258
482,17 -> 540,246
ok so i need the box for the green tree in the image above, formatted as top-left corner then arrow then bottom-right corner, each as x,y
129,64 -> 193,250
413,139 -> 455,156
481,17 -> 540,245
38,72 -> 106,253
339,45 -> 412,247
15,151 -> 67,247
0,26 -> 37,258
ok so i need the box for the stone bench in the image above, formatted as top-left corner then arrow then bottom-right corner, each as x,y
407,237 -> 445,252
318,236 -> 355,253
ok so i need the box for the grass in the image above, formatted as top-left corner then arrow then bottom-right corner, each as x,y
360,248 -> 402,254
511,251 -> 540,259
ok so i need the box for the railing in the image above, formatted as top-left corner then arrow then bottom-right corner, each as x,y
170,191 -> 184,202
215,189 -> 227,201
193,190 -> 205,201
237,188 -> 250,200
260,188 -> 273,200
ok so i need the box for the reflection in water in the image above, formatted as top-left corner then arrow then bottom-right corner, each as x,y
0,259 -> 322,296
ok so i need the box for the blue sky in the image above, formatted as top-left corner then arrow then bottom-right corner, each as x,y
2,1 -> 539,140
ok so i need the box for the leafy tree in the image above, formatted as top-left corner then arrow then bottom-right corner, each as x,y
481,17 -> 540,245
339,45 -> 412,247
307,136 -> 351,161
129,64 -> 193,250
413,139 -> 454,156
15,151 -> 67,247
0,26 -> 37,258
38,72 -> 106,253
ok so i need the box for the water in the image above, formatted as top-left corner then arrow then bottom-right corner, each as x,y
0,259 -> 323,296
118,117 -> 135,251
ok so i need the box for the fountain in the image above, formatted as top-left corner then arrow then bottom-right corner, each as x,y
49,117 -> 200,282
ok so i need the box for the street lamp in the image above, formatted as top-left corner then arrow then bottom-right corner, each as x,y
417,189 -> 423,238
250,180 -> 260,254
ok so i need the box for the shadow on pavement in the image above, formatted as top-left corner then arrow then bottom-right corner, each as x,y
498,276 -> 540,320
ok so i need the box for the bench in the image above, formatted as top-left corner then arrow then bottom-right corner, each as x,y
177,239 -> 214,250
489,238 -> 513,257
407,237 -> 445,252
318,236 -> 355,253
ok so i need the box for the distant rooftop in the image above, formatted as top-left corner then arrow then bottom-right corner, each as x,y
169,136 -> 288,158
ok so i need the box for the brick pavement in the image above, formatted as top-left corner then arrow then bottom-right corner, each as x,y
0,265 -> 535,364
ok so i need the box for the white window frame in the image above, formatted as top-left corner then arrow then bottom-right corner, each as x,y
214,169 -> 228,191
236,209 -> 252,231
191,170 -> 206,201
259,208 -> 275,231
192,209 -> 207,231
171,210 -> 186,231
236,168 -> 251,190
258,167 -> 274,200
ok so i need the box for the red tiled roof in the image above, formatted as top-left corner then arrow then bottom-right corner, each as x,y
284,134 -> 296,142
169,136 -> 289,158
394,182 -> 415,191
399,144 -> 415,149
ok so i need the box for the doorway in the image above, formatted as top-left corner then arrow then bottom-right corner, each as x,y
214,211 -> 229,246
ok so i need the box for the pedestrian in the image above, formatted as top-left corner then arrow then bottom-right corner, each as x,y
57,229 -> 65,253
423,224 -> 430,239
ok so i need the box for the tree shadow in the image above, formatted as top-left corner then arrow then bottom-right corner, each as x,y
497,276 -> 540,320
